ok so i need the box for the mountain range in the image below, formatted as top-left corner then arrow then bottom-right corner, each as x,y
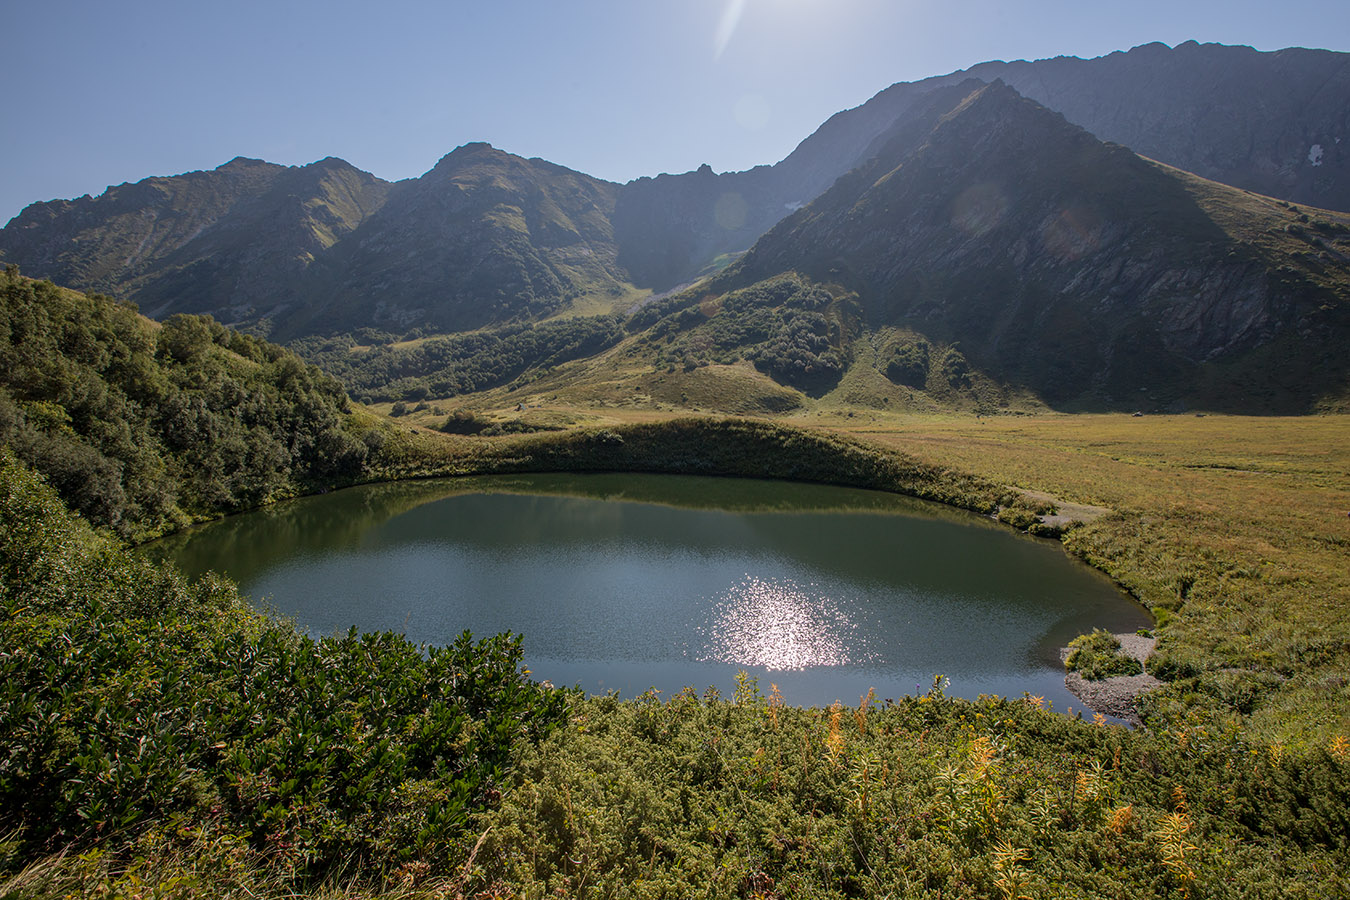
3,41 -> 1349,412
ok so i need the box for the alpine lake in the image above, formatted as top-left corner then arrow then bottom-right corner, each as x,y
148,473 -> 1150,713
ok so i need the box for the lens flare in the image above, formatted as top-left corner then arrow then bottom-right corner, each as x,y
951,182 -> 1008,237
714,0 -> 749,59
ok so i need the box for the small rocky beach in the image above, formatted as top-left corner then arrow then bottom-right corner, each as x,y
1063,632 -> 1161,726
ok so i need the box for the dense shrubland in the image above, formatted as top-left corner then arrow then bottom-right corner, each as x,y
0,269 -> 372,539
472,683 -> 1350,898
0,451 -> 568,894
630,274 -> 853,393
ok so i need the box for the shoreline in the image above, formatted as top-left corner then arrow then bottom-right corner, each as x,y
1062,632 -> 1161,726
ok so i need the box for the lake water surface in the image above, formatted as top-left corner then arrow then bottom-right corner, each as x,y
150,473 -> 1150,711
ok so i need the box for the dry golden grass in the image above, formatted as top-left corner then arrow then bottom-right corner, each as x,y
808,411 -> 1350,741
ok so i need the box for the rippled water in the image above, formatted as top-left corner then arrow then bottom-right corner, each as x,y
150,473 -> 1150,710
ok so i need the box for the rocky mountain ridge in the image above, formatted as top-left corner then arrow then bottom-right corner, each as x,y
7,41 -> 1348,323
2,42 -> 1349,410
717,80 -> 1350,410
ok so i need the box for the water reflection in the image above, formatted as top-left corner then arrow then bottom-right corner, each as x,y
698,576 -> 873,670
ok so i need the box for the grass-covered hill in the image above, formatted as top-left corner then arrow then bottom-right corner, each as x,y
0,267 -> 380,540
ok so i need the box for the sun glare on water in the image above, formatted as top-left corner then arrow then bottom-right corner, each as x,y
697,575 -> 875,670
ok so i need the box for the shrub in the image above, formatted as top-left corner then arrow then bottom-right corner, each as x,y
0,451 -> 570,877
1065,629 -> 1143,680
885,337 -> 932,387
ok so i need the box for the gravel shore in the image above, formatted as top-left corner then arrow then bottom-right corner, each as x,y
1062,632 -> 1160,726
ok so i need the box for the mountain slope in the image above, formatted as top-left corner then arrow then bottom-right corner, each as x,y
281,143 -> 630,338
0,156 -> 393,327
0,146 -> 634,339
614,41 -> 1350,289
722,81 -> 1350,410
776,41 -> 1350,220
1,157 -> 291,291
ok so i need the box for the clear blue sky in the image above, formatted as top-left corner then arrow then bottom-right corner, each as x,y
4,0 -> 1349,226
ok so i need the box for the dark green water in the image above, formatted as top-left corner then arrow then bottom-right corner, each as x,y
149,473 -> 1150,711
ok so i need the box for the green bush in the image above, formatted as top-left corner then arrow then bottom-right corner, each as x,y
1065,629 -> 1144,680
885,337 -> 931,387
0,271 -> 371,539
0,451 -> 570,878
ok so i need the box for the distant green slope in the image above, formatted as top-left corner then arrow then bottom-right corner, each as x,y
0,267 -> 375,539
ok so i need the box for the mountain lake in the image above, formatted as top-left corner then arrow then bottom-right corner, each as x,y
147,473 -> 1150,712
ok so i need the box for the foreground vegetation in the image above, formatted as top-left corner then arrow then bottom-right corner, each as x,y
5,276 -> 1350,895
5,443 -> 1350,897
0,451 -> 568,896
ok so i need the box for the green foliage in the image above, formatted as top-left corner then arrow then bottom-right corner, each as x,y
884,336 -> 931,387
630,274 -> 853,393
0,271 -> 371,539
384,417 -> 1015,516
938,345 -> 972,389
472,688 -> 1350,897
0,451 -> 569,880
292,315 -> 625,403
439,410 -> 559,437
1065,629 -> 1145,680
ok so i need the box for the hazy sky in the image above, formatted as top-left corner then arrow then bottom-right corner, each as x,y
5,0 -> 1350,225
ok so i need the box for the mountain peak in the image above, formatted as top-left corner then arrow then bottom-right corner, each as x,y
425,142 -> 515,177
217,156 -> 272,171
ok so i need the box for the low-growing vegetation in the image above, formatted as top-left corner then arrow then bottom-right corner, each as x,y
1065,629 -> 1144,680
0,450 -> 568,895
847,412 -> 1350,743
630,274 -> 855,394
292,315 -> 626,404
467,683 -> 1350,898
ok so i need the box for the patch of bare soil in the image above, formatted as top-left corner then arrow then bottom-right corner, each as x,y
1018,488 -> 1111,528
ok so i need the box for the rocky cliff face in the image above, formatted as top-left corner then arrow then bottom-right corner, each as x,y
730,81 -> 1350,409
